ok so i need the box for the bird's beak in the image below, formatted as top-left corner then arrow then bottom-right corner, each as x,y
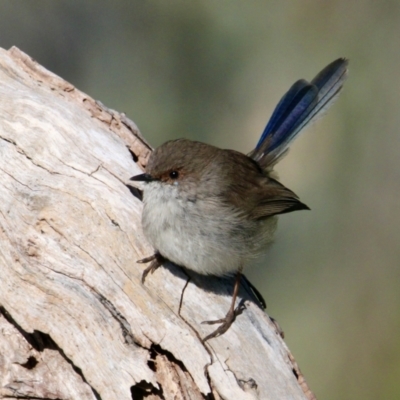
130,173 -> 154,182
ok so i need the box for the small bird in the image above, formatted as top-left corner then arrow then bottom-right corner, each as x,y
131,58 -> 348,341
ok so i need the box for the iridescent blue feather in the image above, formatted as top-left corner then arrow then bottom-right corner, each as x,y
249,58 -> 348,169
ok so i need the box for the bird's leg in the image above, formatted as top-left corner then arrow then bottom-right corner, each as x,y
202,268 -> 245,342
137,252 -> 165,283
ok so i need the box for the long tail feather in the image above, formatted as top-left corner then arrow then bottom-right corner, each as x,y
249,58 -> 348,169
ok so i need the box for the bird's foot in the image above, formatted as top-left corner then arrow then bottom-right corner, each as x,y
137,252 -> 165,283
201,301 -> 246,342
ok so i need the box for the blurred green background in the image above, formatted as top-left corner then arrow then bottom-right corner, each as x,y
1,1 -> 399,399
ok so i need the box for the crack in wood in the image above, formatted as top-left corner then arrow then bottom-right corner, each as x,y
19,355 -> 39,370
0,165 -> 34,190
0,134 -> 65,177
174,276 -> 218,399
128,148 -> 139,163
0,305 -> 102,400
130,379 -> 164,400
145,343 -> 208,400
92,291 -> 141,348
288,351 -> 317,400
5,395 -> 65,400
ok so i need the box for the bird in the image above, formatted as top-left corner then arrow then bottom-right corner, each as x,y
130,58 -> 349,341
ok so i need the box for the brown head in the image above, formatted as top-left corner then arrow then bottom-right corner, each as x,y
130,139 -> 221,187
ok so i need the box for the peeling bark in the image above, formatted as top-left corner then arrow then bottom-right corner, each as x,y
0,47 -> 315,400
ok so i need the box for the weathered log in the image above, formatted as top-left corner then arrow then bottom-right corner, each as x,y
0,47 -> 314,400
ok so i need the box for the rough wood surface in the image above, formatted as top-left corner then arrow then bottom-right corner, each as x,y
0,47 -> 315,400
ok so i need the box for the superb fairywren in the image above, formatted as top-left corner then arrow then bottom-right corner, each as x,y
131,58 -> 348,341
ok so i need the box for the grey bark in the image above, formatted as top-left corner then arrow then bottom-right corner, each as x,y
0,47 -> 315,400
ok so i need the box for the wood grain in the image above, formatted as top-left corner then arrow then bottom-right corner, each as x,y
0,47 -> 314,400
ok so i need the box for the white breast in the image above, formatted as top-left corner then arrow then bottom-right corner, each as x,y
141,181 -> 277,276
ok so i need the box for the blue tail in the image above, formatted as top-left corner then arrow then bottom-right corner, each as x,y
249,58 -> 348,169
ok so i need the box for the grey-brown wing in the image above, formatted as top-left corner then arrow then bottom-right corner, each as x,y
218,150 -> 309,219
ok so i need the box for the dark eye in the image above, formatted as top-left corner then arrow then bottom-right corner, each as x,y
169,170 -> 179,179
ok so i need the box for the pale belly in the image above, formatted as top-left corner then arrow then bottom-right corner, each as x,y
142,184 -> 277,276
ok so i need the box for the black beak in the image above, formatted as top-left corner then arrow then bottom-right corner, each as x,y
130,173 -> 154,182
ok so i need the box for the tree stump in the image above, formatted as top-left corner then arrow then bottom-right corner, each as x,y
0,47 -> 315,400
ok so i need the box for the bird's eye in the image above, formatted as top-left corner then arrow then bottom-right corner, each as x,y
169,170 -> 179,179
